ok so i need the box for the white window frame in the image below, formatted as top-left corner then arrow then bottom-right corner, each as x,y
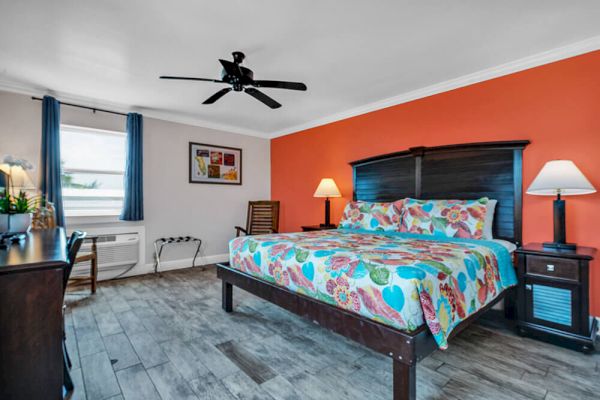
60,124 -> 126,218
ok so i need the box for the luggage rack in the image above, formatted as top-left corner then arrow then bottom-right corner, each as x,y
153,236 -> 202,274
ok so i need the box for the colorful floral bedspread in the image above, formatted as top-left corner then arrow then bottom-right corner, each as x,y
228,229 -> 516,349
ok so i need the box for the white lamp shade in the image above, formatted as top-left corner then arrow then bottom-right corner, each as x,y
527,160 -> 596,196
313,178 -> 341,198
0,163 -> 35,190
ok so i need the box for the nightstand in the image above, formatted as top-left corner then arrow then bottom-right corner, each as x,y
301,225 -> 337,232
515,243 -> 598,353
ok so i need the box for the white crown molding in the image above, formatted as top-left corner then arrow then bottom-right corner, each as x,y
138,110 -> 267,138
0,79 -> 267,138
269,35 -> 600,139
2,35 -> 600,140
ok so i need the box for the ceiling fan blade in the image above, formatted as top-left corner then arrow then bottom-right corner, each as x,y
252,80 -> 307,91
160,76 -> 224,83
203,88 -> 232,104
245,88 -> 281,109
219,59 -> 242,77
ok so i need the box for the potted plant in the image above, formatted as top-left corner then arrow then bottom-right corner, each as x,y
0,190 -> 36,233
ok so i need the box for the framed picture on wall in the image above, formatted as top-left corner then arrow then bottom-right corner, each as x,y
189,142 -> 242,185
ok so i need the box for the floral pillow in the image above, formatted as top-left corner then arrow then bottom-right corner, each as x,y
400,198 -> 488,239
339,200 -> 404,231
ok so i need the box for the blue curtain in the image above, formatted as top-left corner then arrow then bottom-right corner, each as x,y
40,95 -> 65,226
120,113 -> 144,221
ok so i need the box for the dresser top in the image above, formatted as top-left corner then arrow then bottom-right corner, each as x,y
0,228 -> 68,274
516,242 -> 596,260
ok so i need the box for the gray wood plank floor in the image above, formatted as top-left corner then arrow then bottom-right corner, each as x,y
65,266 -> 600,400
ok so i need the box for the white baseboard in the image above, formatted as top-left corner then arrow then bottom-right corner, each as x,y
147,253 -> 230,273
112,252 -> 229,279
96,252 -> 229,280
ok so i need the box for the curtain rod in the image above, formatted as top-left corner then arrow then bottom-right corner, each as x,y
31,96 -> 128,117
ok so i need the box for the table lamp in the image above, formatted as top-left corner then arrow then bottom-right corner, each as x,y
0,156 -> 35,195
527,160 -> 596,250
0,163 -> 35,195
313,178 -> 341,227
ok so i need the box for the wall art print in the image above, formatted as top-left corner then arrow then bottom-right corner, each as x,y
189,142 -> 242,185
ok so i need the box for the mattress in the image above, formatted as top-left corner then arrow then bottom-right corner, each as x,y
229,229 -> 516,349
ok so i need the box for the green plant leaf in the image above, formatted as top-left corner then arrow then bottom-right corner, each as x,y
10,191 -> 36,213
0,190 -> 10,214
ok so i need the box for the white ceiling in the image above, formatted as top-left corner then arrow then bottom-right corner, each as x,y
1,1 -> 600,138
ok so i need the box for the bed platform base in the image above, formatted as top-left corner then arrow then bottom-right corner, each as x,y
217,263 -> 508,400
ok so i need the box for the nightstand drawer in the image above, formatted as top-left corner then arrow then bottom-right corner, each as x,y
526,255 -> 579,281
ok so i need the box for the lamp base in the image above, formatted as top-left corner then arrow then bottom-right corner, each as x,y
544,196 -> 576,251
319,223 -> 336,228
543,241 -> 576,251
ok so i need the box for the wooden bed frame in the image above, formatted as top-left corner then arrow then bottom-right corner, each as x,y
217,140 -> 529,400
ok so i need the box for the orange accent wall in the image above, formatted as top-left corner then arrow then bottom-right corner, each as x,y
271,50 -> 600,316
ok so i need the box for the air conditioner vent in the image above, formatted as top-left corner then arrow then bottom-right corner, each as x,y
73,232 -> 139,278
92,235 -> 117,243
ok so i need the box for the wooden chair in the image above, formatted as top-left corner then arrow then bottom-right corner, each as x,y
31,201 -> 98,293
68,238 -> 98,293
235,201 -> 280,237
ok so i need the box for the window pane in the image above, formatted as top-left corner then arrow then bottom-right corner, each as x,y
60,125 -> 126,216
62,172 -> 124,191
63,197 -> 124,215
61,128 -> 125,172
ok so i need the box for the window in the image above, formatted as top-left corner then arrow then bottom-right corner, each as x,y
60,125 -> 126,217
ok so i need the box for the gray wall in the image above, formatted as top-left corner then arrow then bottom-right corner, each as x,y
0,90 -> 270,273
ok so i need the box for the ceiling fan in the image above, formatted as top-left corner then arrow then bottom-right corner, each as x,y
160,51 -> 307,109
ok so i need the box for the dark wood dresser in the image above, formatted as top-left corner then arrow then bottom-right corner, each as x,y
515,243 -> 598,353
0,228 -> 67,400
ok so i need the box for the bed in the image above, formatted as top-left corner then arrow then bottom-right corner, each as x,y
217,140 -> 529,400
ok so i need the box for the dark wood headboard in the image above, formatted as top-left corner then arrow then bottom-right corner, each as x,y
349,141 -> 530,244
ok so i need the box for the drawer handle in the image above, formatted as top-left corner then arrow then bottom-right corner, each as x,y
546,264 -> 555,272
525,284 -> 532,290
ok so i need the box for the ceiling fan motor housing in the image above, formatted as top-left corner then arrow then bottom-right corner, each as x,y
221,66 -> 254,90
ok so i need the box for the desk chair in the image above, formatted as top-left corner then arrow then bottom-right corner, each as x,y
32,202 -> 98,293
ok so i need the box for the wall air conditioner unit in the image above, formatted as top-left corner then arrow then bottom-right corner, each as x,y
72,232 -> 140,281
